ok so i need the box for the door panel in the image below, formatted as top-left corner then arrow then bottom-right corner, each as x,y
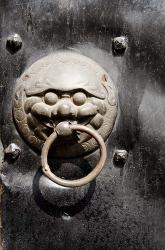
1,1 -> 165,249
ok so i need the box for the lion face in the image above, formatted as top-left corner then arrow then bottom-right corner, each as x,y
13,52 -> 117,157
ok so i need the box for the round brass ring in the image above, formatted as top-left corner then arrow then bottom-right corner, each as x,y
41,124 -> 107,187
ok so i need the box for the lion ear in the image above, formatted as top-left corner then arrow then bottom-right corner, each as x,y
102,80 -> 117,106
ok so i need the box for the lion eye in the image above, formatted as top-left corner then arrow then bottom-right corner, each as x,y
44,92 -> 58,105
73,92 -> 87,106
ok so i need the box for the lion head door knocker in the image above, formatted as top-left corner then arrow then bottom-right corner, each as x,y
13,51 -> 117,187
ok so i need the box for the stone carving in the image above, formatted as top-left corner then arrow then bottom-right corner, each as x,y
13,51 -> 117,157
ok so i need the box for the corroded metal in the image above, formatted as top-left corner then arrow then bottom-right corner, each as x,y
4,143 -> 21,160
112,36 -> 128,56
13,51 -> 117,157
41,122 -> 107,187
113,149 -> 128,167
6,34 -> 22,54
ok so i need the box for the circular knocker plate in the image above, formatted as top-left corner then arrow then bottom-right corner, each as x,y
41,122 -> 107,187
13,51 -> 117,158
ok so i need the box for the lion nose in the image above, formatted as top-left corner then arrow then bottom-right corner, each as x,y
56,102 -> 76,117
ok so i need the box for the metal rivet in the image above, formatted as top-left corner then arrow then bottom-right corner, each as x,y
62,212 -> 71,221
4,143 -> 21,160
113,149 -> 128,167
112,36 -> 128,56
6,34 -> 22,54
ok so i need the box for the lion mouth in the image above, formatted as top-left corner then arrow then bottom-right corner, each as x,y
41,115 -> 93,128
31,114 -> 95,141
26,99 -> 103,142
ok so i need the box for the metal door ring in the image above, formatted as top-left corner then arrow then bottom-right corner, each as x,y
41,122 -> 107,187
